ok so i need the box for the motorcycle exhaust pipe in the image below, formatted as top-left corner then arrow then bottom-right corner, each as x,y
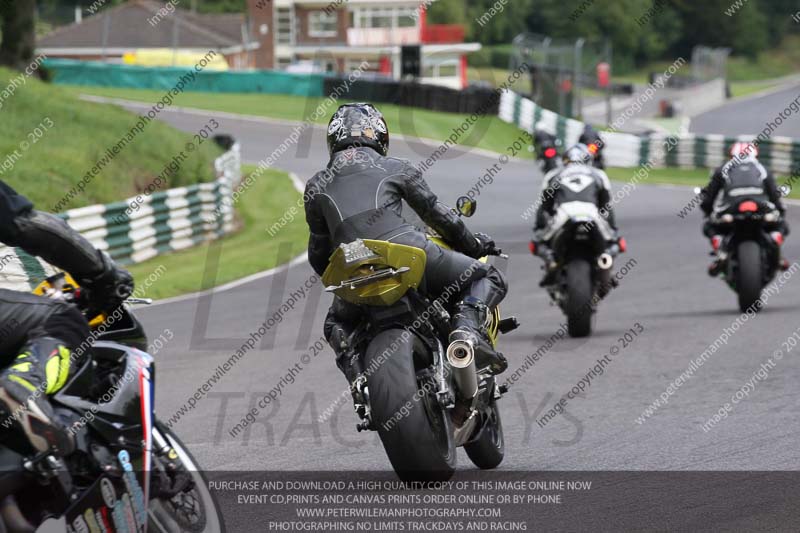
597,253 -> 614,270
446,338 -> 479,399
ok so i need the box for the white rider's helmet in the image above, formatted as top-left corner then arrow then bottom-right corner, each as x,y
562,143 -> 593,166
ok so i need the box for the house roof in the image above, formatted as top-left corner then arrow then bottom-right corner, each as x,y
38,0 -> 252,51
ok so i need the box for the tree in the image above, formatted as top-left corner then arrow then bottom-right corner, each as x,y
0,0 -> 37,71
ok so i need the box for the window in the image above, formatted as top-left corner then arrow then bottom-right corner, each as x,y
438,64 -> 457,77
398,14 -> 416,28
275,7 -> 294,45
372,9 -> 393,28
309,11 -> 337,38
398,7 -> 417,28
352,7 -> 419,29
346,59 -> 372,72
423,59 -> 459,78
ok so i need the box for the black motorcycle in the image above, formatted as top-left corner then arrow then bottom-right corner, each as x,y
322,198 -> 518,482
533,203 -> 624,337
0,274 -> 223,533
709,199 -> 785,312
533,129 -> 562,174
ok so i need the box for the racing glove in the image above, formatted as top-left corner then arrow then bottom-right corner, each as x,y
470,232 -> 498,259
81,252 -> 134,314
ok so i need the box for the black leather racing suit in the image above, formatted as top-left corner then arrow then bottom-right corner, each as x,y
0,180 -> 121,455
304,147 -> 508,378
700,159 -> 789,237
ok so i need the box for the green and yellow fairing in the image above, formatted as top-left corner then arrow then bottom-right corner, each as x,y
322,239 -> 427,307
323,237 -> 500,347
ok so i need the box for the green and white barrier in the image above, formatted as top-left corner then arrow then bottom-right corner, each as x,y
499,90 -> 800,175
0,144 -> 241,291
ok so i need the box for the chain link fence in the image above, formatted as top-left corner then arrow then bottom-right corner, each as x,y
509,33 -> 613,119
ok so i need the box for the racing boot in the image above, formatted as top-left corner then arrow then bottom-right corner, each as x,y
449,297 -> 508,375
707,235 -> 724,277
328,323 -> 362,384
535,243 -> 558,287
769,229 -> 791,271
327,323 -> 370,417
0,337 -> 75,457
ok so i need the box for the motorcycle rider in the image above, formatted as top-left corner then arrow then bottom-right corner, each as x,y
701,142 -> 790,275
533,126 -> 561,173
0,180 -> 133,458
532,144 -> 620,287
578,125 -> 605,169
304,103 -> 509,391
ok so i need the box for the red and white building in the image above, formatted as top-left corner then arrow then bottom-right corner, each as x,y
246,0 -> 480,89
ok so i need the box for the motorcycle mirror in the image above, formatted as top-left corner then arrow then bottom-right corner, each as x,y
456,196 -> 477,217
779,184 -> 791,197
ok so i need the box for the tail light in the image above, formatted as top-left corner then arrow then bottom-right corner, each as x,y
587,143 -> 599,154
544,147 -> 557,159
738,201 -> 758,213
771,232 -> 784,246
711,235 -> 722,251
618,237 -> 627,253
528,241 -> 537,255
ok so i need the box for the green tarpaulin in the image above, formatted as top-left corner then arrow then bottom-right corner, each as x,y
44,59 -> 325,97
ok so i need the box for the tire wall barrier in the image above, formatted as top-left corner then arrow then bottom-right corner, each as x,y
498,90 -> 800,175
0,143 -> 242,292
299,76 -> 498,115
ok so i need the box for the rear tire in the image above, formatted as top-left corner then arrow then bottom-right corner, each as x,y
736,240 -> 763,313
464,400 -> 504,470
566,259 -> 593,337
365,329 -> 456,482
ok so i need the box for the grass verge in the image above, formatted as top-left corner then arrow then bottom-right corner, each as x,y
62,85 -> 534,159
607,167 -> 800,200
727,35 -> 800,82
0,68 -> 221,211
127,165 -> 308,300
729,80 -> 782,99
614,35 -> 800,86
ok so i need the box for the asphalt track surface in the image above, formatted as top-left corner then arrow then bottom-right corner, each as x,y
691,82 -> 800,137
107,100 -> 800,477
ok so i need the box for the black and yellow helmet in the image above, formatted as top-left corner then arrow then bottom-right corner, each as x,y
327,103 -> 389,157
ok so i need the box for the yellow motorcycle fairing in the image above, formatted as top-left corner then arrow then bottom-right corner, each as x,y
33,272 -> 106,328
322,239 -> 427,307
